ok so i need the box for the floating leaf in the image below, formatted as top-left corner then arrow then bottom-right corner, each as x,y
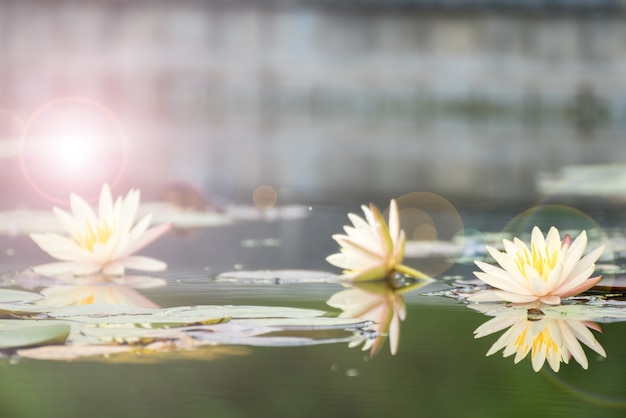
0,289 -> 44,304
0,321 -> 70,349
0,304 -> 372,361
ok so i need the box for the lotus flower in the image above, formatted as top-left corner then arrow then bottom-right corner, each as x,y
469,226 -> 604,305
471,304 -> 606,372
326,199 -> 429,281
30,184 -> 171,276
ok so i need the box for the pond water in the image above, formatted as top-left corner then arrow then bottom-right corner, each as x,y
0,200 -> 625,418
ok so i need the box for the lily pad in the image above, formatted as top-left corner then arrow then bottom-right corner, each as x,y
0,304 -> 372,361
0,289 -> 44,304
0,321 -> 70,349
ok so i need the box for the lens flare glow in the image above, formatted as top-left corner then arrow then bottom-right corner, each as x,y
19,97 -> 128,205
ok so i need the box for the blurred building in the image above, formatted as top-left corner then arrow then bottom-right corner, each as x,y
1,0 -> 626,205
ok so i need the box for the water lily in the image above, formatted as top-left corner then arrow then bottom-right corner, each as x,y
326,199 -> 429,281
471,304 -> 606,372
469,226 -> 604,305
30,184 -> 171,276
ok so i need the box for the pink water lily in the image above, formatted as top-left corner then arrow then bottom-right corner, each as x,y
326,199 -> 429,281
469,226 -> 604,305
30,184 -> 171,276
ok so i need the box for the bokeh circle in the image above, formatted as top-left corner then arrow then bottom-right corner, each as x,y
387,192 -> 464,277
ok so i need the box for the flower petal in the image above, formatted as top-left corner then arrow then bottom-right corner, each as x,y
118,255 -> 167,272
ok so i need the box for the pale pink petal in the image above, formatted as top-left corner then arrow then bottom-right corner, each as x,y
557,276 -> 603,299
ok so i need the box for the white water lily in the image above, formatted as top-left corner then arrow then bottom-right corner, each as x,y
471,304 -> 606,372
469,226 -> 604,305
326,199 -> 429,281
30,184 -> 171,276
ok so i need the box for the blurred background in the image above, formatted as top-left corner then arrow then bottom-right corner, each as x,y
1,0 -> 626,208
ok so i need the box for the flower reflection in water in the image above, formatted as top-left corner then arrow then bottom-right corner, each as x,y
470,304 -> 607,372
327,276 -> 432,356
36,274 -> 163,308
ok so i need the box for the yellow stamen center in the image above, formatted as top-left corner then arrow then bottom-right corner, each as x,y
515,243 -> 559,281
77,222 -> 113,251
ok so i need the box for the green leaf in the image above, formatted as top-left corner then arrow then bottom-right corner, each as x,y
0,289 -> 44,304
0,322 -> 70,349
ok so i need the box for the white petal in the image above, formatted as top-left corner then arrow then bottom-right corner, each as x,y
474,316 -> 519,338
467,290 -> 508,303
560,231 -> 588,279
558,321 -> 588,369
70,192 -> 97,227
474,261 -> 532,295
118,255 -> 167,272
326,251 -> 379,271
388,199 -> 401,248
493,290 -> 539,304
103,262 -> 125,276
567,321 -> 606,358
30,233 -> 94,262
98,183 -> 113,223
117,222 -> 172,258
531,226 -> 547,253
32,261 -> 101,276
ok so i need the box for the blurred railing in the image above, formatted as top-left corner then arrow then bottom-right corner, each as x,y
1,0 -> 625,204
